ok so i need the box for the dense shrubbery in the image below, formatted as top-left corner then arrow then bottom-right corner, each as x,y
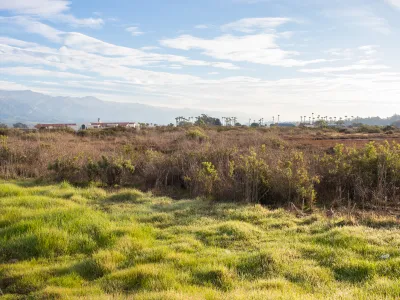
1,128 -> 400,209
317,142 -> 400,207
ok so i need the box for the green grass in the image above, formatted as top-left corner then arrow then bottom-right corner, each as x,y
1,182 -> 400,299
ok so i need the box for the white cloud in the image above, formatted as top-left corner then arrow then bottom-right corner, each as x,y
326,8 -> 390,35
221,17 -> 292,33
300,64 -> 390,74
0,36 -> 38,48
1,11 -> 398,119
126,26 -> 144,36
0,35 -> 240,89
1,66 -> 93,79
195,24 -> 209,29
54,14 -> 104,28
0,0 -> 104,28
60,32 -> 239,69
0,16 -> 63,42
161,34 -> 325,67
0,80 -> 30,91
140,46 -> 160,51
0,18 -> 239,71
358,45 -> 379,56
385,0 -> 400,9
0,0 -> 69,15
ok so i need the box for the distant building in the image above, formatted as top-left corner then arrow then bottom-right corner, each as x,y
271,122 -> 296,127
89,122 -> 138,129
34,123 -> 77,130
35,121 -> 139,131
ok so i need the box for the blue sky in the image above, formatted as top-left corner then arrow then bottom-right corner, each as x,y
0,0 -> 399,120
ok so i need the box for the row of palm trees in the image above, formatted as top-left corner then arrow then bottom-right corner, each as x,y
175,116 -> 240,126
222,117 -> 238,126
300,113 -> 361,125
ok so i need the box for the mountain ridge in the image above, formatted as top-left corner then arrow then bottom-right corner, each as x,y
0,90 -> 240,125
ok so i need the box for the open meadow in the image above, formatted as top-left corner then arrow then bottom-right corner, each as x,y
0,181 -> 400,299
0,126 -> 400,299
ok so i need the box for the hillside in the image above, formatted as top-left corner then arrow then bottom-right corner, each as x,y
0,90 -> 233,125
0,182 -> 399,299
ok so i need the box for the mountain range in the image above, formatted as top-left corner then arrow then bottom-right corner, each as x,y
0,90 -> 239,125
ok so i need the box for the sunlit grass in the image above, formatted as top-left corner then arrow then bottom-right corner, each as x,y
1,181 -> 399,299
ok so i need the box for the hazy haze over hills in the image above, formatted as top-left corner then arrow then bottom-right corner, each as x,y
1,1 -> 399,119
0,90 -> 253,124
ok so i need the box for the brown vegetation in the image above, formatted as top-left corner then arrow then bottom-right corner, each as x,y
0,126 -> 399,210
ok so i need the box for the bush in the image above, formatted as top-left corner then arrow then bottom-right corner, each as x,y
185,128 -> 209,142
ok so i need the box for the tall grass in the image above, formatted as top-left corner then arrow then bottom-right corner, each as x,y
0,182 -> 399,299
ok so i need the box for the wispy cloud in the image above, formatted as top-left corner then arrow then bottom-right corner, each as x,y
0,0 -> 69,15
221,17 -> 292,33
161,33 -> 325,67
1,66 -> 93,79
125,26 -> 144,36
140,46 -> 160,51
0,16 -> 63,42
195,24 -> 209,29
0,0 -> 104,28
325,7 -> 390,35
300,64 -> 390,74
385,0 -> 400,9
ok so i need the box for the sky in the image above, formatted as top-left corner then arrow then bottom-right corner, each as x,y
0,0 -> 399,121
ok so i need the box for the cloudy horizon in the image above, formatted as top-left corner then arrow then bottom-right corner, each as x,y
1,0 -> 399,121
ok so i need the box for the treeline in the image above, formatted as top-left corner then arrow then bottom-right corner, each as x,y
354,114 -> 400,126
0,127 -> 399,209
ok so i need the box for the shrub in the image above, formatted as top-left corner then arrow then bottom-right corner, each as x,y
186,128 -> 209,142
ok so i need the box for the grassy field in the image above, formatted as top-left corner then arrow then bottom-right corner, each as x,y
1,181 -> 400,299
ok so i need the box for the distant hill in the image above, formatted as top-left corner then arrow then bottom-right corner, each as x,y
355,115 -> 400,126
0,90 -> 240,125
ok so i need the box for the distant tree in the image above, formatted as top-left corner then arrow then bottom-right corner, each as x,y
250,122 -> 260,128
0,123 -> 8,129
314,120 -> 328,128
235,122 -> 242,126
194,114 -> 222,126
13,122 -> 28,129
178,121 -> 192,126
336,120 -> 345,126
214,118 -> 222,126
